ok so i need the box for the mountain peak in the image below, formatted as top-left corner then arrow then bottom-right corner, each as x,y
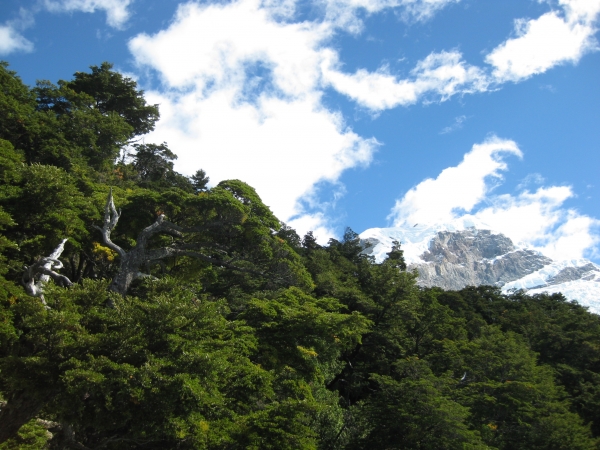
360,225 -> 600,314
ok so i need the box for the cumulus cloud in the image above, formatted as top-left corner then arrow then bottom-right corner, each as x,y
129,0 -> 376,240
142,87 -> 375,224
322,50 -> 488,109
129,0 -> 329,95
324,0 -> 600,111
42,0 -> 134,28
388,137 -> 600,260
287,211 -> 338,243
0,8 -> 36,55
486,0 -> 600,82
125,0 -> 600,243
2,0 -> 598,249
0,24 -> 34,55
472,187 -> 600,260
388,137 -> 522,226
0,0 -> 132,53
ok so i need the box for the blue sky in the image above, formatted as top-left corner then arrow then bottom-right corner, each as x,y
1,0 -> 600,261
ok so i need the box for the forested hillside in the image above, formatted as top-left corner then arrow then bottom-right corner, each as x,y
1,61 -> 599,449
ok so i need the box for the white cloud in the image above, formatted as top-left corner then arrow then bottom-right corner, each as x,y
323,0 -> 600,111
471,187 -> 570,249
0,0 -> 132,51
486,0 -> 600,82
321,0 -> 460,32
388,136 -> 522,226
129,0 -> 376,240
42,0 -> 133,28
388,137 -> 600,260
440,114 -> 467,134
472,188 -> 600,260
515,172 -> 545,190
397,0 -> 460,22
541,213 -> 600,260
0,24 -> 34,55
130,0 -> 329,95
322,50 -> 488,109
560,0 -> 600,22
126,0 -> 600,245
287,211 -> 338,244
142,87 -> 375,222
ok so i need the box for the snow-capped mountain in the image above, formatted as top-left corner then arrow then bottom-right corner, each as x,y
360,222 -> 600,314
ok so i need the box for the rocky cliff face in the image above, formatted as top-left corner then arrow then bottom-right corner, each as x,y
412,229 -> 553,290
360,225 -> 600,313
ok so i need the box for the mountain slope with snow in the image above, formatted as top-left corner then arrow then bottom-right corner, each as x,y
360,224 -> 600,314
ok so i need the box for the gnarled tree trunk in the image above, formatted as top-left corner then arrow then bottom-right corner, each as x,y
0,391 -> 50,444
93,189 -> 186,296
94,189 -> 257,297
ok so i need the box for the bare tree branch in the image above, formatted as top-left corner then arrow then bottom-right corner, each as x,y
22,239 -> 72,305
94,190 -> 266,296
92,188 -> 125,258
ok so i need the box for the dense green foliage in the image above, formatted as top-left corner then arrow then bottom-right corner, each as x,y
1,61 -> 599,449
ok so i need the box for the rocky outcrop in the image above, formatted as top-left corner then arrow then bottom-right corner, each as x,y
544,264 -> 599,287
360,227 -> 598,291
409,229 -> 552,290
420,229 -> 514,263
359,225 -> 600,313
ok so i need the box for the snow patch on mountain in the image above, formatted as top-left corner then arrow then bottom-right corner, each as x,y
502,260 -> 599,291
527,279 -> 600,313
360,217 -> 497,264
359,224 -> 600,314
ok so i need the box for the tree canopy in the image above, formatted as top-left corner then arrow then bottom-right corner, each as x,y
1,61 -> 599,449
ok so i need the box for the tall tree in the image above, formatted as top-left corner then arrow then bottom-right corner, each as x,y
66,62 -> 159,138
130,142 -> 194,191
0,63 -> 39,154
